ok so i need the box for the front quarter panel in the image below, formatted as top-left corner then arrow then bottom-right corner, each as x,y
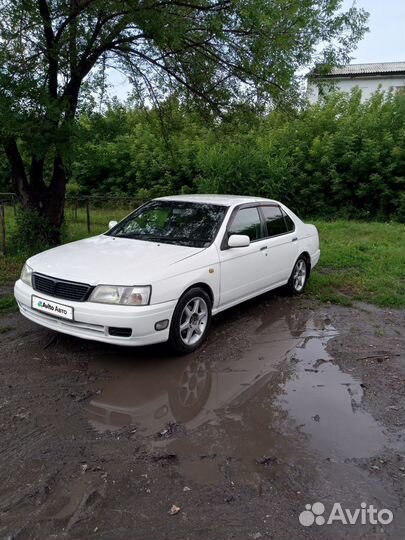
150,245 -> 220,308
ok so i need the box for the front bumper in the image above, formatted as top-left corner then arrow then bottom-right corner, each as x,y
14,280 -> 176,346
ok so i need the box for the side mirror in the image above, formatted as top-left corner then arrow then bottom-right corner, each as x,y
228,234 -> 250,248
108,220 -> 118,229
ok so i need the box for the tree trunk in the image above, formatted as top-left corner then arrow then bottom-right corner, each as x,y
4,139 -> 67,247
44,155 -> 67,244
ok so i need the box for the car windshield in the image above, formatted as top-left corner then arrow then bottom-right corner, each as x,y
107,200 -> 228,248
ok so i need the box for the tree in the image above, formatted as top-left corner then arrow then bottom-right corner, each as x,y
0,0 -> 367,244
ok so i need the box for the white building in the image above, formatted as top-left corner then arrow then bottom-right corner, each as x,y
307,61 -> 405,104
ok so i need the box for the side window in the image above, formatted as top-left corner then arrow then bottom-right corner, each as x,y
228,207 -> 262,241
262,205 -> 288,237
281,208 -> 295,232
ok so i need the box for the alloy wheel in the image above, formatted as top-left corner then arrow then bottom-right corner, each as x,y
179,296 -> 208,346
293,259 -> 307,292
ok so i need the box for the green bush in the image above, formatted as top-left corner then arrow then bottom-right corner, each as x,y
193,90 -> 405,220
56,90 -> 405,222
10,208 -> 64,256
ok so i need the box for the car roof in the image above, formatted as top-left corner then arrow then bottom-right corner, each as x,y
155,194 -> 278,207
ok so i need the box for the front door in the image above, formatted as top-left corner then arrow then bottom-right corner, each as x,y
218,206 -> 269,308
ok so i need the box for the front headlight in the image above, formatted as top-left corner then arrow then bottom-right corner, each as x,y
89,285 -> 151,306
20,263 -> 33,286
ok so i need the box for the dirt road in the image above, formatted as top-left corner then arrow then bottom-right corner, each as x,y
0,288 -> 404,539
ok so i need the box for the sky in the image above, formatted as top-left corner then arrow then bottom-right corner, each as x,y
108,0 -> 405,100
342,0 -> 405,63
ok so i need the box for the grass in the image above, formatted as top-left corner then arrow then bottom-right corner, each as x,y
307,220 -> 405,308
0,206 -> 404,309
0,205 -> 128,285
0,295 -> 18,314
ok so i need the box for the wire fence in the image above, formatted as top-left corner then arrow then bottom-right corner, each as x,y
0,193 -> 145,256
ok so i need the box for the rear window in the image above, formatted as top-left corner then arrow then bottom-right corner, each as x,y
281,208 -> 295,232
262,206 -> 288,237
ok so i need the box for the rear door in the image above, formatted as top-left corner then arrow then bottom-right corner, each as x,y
259,205 -> 299,285
218,206 -> 270,307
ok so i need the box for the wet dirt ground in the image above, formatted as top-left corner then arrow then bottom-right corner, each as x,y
0,287 -> 404,539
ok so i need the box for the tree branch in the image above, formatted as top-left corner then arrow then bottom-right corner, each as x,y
147,0 -> 231,12
54,0 -> 96,43
3,139 -> 30,203
126,48 -> 222,112
37,0 -> 58,97
29,156 -> 47,191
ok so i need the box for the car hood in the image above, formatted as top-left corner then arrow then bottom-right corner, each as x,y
28,235 -> 204,285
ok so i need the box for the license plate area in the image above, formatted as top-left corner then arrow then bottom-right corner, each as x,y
31,295 -> 74,321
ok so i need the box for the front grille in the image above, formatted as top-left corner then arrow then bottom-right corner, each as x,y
32,273 -> 92,302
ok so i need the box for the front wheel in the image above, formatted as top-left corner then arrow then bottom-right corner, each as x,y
286,256 -> 309,295
169,288 -> 212,354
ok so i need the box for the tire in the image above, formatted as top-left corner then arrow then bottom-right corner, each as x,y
286,256 -> 309,295
169,287 -> 212,354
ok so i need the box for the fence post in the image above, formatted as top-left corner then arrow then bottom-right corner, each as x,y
0,203 -> 6,257
86,198 -> 91,234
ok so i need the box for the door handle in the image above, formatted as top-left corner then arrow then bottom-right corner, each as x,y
292,237 -> 298,242
260,246 -> 268,251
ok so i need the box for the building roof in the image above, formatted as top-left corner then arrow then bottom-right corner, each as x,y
310,61 -> 405,79
156,194 -> 274,206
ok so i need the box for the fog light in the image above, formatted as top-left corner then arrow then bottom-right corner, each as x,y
155,319 -> 169,331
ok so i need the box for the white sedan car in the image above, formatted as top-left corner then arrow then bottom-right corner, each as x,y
14,195 -> 320,353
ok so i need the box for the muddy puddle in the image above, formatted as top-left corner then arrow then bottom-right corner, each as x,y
2,294 -> 404,540
82,300 -> 391,487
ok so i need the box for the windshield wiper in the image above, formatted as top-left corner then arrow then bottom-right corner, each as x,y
114,234 -> 176,243
148,236 -> 210,246
114,233 -> 209,246
114,233 -> 157,240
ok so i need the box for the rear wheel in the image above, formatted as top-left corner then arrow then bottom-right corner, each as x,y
286,256 -> 309,295
169,287 -> 212,354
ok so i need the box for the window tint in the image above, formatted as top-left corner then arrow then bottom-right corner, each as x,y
262,206 -> 288,237
228,207 -> 262,241
281,208 -> 295,232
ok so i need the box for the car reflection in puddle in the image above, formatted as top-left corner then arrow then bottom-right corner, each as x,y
84,300 -> 388,484
84,303 -> 312,434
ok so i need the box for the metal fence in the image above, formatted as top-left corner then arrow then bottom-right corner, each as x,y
0,194 -> 145,256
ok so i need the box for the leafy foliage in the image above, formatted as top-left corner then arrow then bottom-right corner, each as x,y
0,0 -> 368,120
68,90 -> 405,221
0,0 -> 367,246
